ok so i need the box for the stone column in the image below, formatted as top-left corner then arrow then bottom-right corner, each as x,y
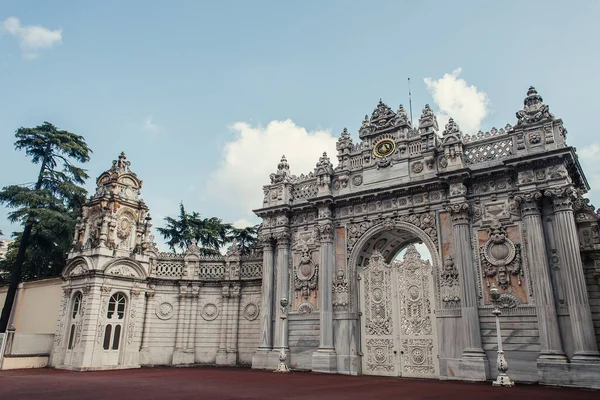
253,235 -> 275,369
274,230 -> 290,351
173,285 -> 194,364
516,191 -> 567,362
446,202 -> 489,380
312,213 -> 337,372
216,285 -> 230,365
547,188 -> 600,362
258,237 -> 274,350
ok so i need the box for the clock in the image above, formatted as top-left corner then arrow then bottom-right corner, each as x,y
373,138 -> 396,158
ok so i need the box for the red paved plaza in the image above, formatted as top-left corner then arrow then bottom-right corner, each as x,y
0,367 -> 597,400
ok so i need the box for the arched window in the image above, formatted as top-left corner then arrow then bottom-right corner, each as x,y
67,292 -> 83,350
103,293 -> 127,351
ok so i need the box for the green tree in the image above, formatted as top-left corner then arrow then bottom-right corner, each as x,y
229,225 -> 259,255
156,203 -> 199,253
0,122 -> 91,333
157,204 -> 253,256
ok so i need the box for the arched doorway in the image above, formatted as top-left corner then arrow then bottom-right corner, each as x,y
353,223 -> 440,379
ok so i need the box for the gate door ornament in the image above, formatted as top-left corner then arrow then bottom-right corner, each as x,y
360,246 -> 439,378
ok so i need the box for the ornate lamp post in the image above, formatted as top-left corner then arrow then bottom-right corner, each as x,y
275,297 -> 290,373
490,285 -> 514,387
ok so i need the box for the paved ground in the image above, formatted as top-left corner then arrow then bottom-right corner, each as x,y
0,367 -> 598,400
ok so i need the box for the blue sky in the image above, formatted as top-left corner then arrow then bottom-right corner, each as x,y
1,1 -> 599,250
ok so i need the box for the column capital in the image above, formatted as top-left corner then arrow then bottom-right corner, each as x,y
257,232 -> 273,249
445,202 -> 470,225
514,190 -> 543,217
274,230 -> 291,247
544,186 -> 578,213
316,221 -> 334,243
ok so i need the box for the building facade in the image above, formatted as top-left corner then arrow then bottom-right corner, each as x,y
49,87 -> 600,388
49,153 -> 263,371
251,87 -> 600,387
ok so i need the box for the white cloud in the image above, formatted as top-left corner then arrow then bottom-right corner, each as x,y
424,68 -> 490,135
233,218 -> 254,229
205,119 -> 338,222
2,17 -> 62,59
144,117 -> 161,134
578,143 -> 600,207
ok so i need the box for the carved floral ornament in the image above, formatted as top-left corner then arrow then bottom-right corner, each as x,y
480,220 -> 522,290
346,212 -> 438,255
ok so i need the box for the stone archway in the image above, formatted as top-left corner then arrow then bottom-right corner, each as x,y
350,222 -> 441,379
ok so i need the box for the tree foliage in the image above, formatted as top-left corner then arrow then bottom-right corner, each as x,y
157,203 -> 258,255
0,122 -> 91,332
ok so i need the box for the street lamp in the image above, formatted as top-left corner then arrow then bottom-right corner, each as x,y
275,297 -> 290,373
489,285 -> 514,387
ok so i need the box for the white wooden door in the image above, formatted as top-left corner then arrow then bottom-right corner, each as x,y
102,293 -> 126,366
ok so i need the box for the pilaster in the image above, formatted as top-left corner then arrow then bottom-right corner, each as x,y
139,285 -> 155,364
312,206 -> 337,373
215,285 -> 231,365
173,285 -> 194,364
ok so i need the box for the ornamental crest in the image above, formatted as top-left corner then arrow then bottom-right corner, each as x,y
480,220 -> 522,290
294,245 -> 318,300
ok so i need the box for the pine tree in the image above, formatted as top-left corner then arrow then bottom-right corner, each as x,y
0,122 -> 91,332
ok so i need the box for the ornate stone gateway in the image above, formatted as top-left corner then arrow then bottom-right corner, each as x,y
360,246 -> 438,378
252,87 -> 600,389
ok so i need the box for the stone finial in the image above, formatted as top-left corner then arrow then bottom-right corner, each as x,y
443,118 -> 461,136
396,104 -> 410,125
226,239 -> 241,257
185,238 -> 201,254
340,127 -> 350,140
278,155 -> 289,171
418,104 -> 439,132
516,86 -> 554,126
315,152 -> 334,175
336,127 -> 353,154
270,155 -> 292,184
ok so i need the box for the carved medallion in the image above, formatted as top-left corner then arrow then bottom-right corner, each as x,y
242,302 -> 259,321
412,162 -> 424,174
373,138 -> 396,158
155,302 -> 174,320
201,303 -> 219,321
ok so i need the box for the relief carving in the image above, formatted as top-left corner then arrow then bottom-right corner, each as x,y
293,245 -> 318,301
480,220 -> 522,290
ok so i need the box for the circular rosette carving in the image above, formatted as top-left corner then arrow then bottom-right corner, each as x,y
410,347 -> 426,365
412,162 -> 424,173
352,175 -> 363,186
243,302 -> 259,321
201,303 -> 219,321
155,302 -> 174,320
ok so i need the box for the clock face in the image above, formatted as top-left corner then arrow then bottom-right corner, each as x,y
373,138 -> 396,158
